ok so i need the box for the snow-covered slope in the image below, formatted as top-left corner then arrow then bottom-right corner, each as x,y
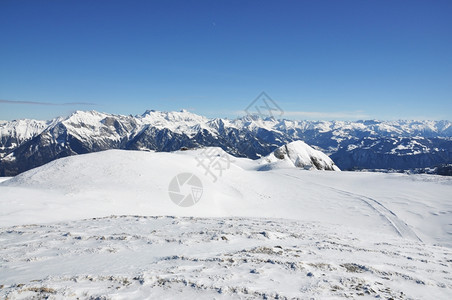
1,148 -> 450,247
0,149 -> 451,298
258,141 -> 340,171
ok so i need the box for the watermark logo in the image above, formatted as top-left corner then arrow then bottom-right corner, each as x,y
244,92 -> 284,118
168,173 -> 203,207
195,148 -> 232,182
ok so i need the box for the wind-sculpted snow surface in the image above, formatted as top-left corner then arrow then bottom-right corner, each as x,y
0,149 -> 451,298
0,110 -> 451,175
0,216 -> 451,299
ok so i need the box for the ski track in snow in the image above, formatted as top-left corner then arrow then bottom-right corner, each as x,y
335,190 -> 422,242
280,172 -> 422,242
1,216 -> 451,299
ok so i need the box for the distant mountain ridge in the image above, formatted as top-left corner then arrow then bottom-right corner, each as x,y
0,110 -> 451,176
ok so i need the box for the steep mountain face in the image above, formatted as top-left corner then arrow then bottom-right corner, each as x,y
0,119 -> 52,159
0,112 -> 138,176
0,110 -> 451,176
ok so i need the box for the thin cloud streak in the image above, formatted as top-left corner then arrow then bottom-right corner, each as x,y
0,99 -> 97,106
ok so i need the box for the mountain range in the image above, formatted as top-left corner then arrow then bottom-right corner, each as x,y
1,109 -> 451,176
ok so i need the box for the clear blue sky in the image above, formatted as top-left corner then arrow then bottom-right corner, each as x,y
1,0 -> 451,121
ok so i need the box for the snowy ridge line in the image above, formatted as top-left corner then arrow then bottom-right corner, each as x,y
1,110 -> 451,138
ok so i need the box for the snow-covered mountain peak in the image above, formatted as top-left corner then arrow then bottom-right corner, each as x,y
259,140 -> 340,171
233,115 -> 280,132
141,109 -> 156,116
0,119 -> 49,144
140,109 -> 204,122
137,110 -> 210,135
64,110 -> 108,125
70,110 -> 105,117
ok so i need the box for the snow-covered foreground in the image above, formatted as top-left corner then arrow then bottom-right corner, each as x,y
0,148 -> 451,298
1,216 -> 452,299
